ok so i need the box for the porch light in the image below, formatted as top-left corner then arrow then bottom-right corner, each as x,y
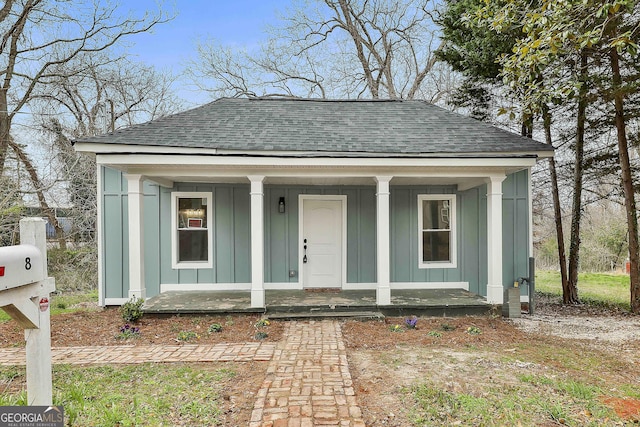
278,197 -> 285,213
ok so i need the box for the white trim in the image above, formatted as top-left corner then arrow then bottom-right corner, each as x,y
486,175 -> 506,304
97,164 -> 104,307
298,195 -> 348,289
264,282 -> 303,290
418,194 -> 457,269
157,282 -> 471,292
124,174 -> 146,300
375,176 -> 392,305
343,283 -> 377,290
104,298 -> 129,306
249,176 -> 266,307
161,283 -> 251,292
95,153 -> 542,168
171,191 -> 214,269
391,282 -> 469,290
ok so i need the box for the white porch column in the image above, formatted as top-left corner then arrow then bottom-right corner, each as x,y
124,174 -> 146,300
249,175 -> 265,308
375,176 -> 392,305
486,175 -> 506,304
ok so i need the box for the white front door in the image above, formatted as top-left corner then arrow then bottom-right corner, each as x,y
301,197 -> 345,288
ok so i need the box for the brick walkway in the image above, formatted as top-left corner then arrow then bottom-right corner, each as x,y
0,343 -> 276,366
0,320 -> 365,426
250,320 -> 365,427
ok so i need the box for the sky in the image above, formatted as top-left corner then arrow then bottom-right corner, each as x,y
123,1 -> 293,103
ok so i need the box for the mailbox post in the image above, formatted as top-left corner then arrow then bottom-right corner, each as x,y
0,218 -> 55,405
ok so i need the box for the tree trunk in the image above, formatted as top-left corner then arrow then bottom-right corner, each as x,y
0,91 -> 9,176
542,104 -> 569,294
610,46 -> 640,313
8,139 -> 67,250
566,51 -> 588,305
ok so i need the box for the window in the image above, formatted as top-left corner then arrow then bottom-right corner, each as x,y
171,192 -> 213,269
418,194 -> 456,269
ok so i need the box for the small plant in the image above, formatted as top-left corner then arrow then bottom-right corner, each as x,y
466,326 -> 482,335
254,331 -> 268,340
440,323 -> 457,331
255,319 -> 270,328
389,324 -> 403,332
116,324 -> 140,340
427,330 -> 442,338
56,301 -> 67,310
176,331 -> 199,342
208,323 -> 223,333
405,316 -> 418,329
121,297 -> 144,323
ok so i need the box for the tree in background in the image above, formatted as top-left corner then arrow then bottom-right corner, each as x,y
437,0 -> 571,301
0,0 -> 169,247
476,0 -> 640,312
188,0 -> 452,101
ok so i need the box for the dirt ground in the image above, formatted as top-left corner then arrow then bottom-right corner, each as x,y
1,296 -> 639,426
342,297 -> 640,426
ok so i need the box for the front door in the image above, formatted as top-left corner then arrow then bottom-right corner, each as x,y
301,197 -> 344,288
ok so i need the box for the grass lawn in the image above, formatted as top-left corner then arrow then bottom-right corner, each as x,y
0,290 -> 99,323
0,363 -> 236,426
536,270 -> 631,309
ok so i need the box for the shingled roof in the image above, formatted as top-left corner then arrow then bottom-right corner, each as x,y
73,98 -> 551,156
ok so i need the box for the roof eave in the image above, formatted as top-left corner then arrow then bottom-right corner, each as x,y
75,142 -> 553,160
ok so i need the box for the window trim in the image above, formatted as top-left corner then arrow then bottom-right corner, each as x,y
171,191 -> 214,269
418,194 -> 457,269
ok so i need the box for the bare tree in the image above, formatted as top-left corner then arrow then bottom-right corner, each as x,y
0,0 -> 171,246
188,0 -> 449,101
31,56 -> 183,243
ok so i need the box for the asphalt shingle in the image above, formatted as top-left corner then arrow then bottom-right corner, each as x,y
73,98 -> 551,155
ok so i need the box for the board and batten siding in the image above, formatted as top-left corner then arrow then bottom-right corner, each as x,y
263,186 -> 377,285
388,171 -> 530,296
100,167 -> 530,300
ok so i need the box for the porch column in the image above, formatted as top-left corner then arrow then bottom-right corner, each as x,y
124,174 -> 146,300
249,175 -> 265,308
486,175 -> 506,304
375,176 -> 392,305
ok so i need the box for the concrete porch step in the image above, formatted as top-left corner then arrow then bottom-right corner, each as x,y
265,311 -> 385,321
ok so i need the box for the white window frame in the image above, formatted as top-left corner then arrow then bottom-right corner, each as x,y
418,194 -> 457,269
171,191 -> 214,269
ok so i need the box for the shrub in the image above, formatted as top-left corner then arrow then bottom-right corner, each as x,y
120,297 -> 144,323
254,331 -> 268,340
176,331 -> 199,342
255,319 -> 270,328
208,323 -> 223,333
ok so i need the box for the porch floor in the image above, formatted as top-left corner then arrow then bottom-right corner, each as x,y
142,288 -> 493,317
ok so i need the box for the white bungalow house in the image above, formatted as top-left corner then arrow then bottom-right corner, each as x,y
73,98 -> 553,308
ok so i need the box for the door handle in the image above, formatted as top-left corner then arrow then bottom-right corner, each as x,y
303,238 -> 308,263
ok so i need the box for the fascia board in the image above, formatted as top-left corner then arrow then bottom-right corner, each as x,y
95,153 -> 540,169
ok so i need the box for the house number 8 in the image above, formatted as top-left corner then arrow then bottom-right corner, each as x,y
25,257 -> 31,270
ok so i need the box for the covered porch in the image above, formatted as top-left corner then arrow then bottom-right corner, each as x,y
141,288 -> 494,318
112,158 -> 525,309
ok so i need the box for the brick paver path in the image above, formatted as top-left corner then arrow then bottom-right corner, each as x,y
0,343 -> 276,366
0,320 -> 366,426
250,320 -> 365,427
